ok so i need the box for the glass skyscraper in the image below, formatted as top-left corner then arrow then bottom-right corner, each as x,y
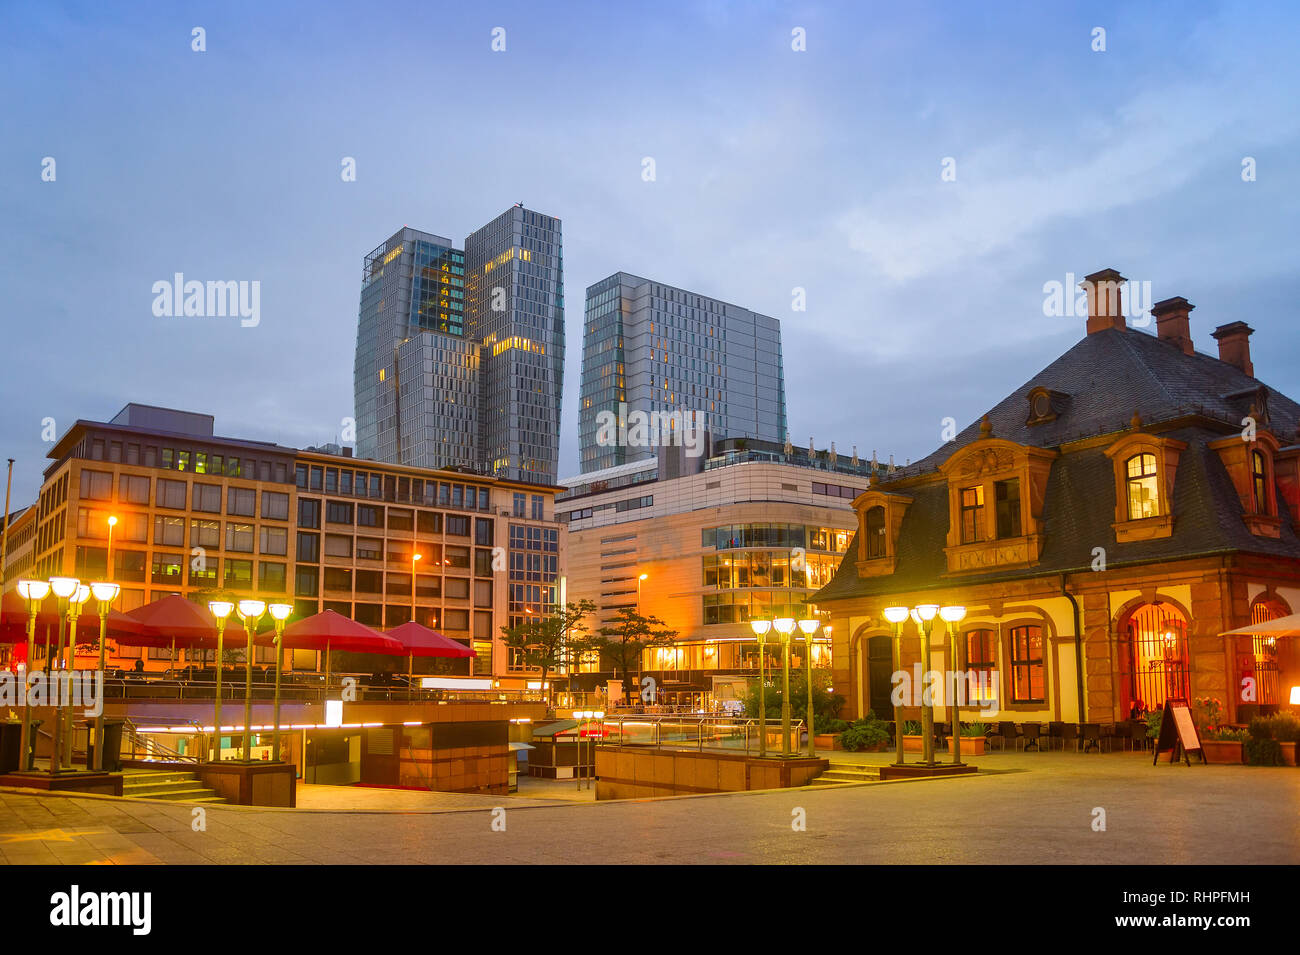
578,273 -> 786,473
354,207 -> 564,485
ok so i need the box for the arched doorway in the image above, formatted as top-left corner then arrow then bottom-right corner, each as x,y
1118,602 -> 1189,717
1248,596 -> 1288,705
866,635 -> 895,720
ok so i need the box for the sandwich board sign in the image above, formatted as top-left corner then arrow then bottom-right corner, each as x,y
1152,699 -> 1205,765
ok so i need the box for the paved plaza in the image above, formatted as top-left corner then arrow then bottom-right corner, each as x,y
0,751 -> 1296,865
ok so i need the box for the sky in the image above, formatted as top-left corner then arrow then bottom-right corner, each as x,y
2,0 -> 1299,506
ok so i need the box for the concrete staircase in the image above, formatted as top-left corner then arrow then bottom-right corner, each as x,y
121,769 -> 227,804
808,761 -> 881,787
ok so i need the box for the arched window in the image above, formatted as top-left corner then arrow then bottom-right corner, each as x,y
1252,450 -> 1270,514
1119,603 -> 1188,715
865,506 -> 886,559
965,628 -> 997,704
1125,453 -> 1159,520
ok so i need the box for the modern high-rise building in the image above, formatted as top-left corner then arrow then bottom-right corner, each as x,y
577,273 -> 786,473
354,206 -> 564,485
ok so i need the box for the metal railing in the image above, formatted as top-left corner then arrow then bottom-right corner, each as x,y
595,714 -> 805,756
121,716 -> 206,764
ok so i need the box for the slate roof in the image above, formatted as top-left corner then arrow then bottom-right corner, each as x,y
815,326 -> 1300,602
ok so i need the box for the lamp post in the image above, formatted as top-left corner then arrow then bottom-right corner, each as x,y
773,617 -> 796,757
267,602 -> 293,762
16,579 -> 50,772
411,551 -> 421,624
236,599 -> 266,761
798,617 -> 821,757
89,581 -> 121,771
208,600 -> 234,762
910,604 -> 940,767
636,573 -> 648,613
47,577 -> 88,772
749,619 -> 771,757
882,607 -> 910,766
939,605 -> 968,766
62,583 -> 91,768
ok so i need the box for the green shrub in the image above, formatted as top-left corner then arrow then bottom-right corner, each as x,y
1269,713 -> 1300,743
816,716 -> 850,735
1248,716 -> 1275,740
961,721 -> 988,738
1205,726 -> 1247,742
837,711 -> 891,752
901,720 -> 923,736
1145,708 -> 1163,740
1246,737 -> 1283,766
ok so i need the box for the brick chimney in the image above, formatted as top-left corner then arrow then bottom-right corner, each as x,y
1212,321 -> 1255,377
1081,268 -> 1127,335
1151,296 -> 1195,356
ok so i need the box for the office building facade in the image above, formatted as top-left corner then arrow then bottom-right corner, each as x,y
577,273 -> 786,473
354,206 -> 564,485
11,403 -> 565,681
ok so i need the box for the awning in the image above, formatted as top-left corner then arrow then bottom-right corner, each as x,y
1223,613 -> 1300,637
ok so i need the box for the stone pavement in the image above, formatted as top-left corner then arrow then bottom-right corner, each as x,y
0,751 -> 1296,864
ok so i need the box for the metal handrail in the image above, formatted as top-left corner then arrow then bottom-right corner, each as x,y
121,716 -> 205,764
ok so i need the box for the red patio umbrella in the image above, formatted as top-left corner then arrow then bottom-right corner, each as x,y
254,609 -> 403,686
124,594 -> 232,668
385,621 -> 475,686
0,589 -> 144,667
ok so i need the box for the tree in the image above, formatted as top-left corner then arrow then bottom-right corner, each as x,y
499,600 -> 596,707
591,607 -> 678,703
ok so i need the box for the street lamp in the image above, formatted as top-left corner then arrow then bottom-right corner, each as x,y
798,617 -> 821,757
939,605 -> 968,766
637,573 -> 648,613
47,577 -> 90,772
882,607 -> 910,767
15,579 -> 50,773
89,581 -> 121,771
208,600 -> 234,762
411,552 -> 421,624
773,617 -> 797,757
749,618 -> 772,757
268,602 -> 294,762
909,604 -> 940,766
235,599 -> 266,761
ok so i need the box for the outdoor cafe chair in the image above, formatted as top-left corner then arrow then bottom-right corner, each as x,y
1021,721 -> 1043,752
1047,721 -> 1065,750
1080,722 -> 1102,753
992,721 -> 1018,750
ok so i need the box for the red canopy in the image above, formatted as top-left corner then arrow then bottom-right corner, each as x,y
0,589 -> 144,644
386,621 -> 475,658
123,594 -> 228,649
256,610 -> 403,655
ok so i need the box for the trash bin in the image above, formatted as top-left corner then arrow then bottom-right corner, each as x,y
84,719 -> 125,773
0,719 -> 41,773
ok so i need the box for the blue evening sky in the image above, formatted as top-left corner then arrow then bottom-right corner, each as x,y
2,0 -> 1298,504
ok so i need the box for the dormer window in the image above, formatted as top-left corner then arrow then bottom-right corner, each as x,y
865,506 -> 886,558
960,486 -> 985,543
1252,450 -> 1269,513
1026,387 -> 1066,426
1105,432 -> 1185,543
995,479 -> 1022,537
1125,453 -> 1159,520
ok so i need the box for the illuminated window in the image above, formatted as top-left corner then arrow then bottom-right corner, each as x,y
1009,625 -> 1045,703
1125,453 -> 1159,520
960,486 -> 985,543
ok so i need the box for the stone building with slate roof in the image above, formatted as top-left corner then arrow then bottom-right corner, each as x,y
814,269 -> 1300,727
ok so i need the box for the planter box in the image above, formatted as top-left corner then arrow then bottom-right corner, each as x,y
813,734 -> 844,751
1281,741 -> 1297,767
902,735 -> 925,753
947,736 -> 986,756
1200,740 -> 1244,764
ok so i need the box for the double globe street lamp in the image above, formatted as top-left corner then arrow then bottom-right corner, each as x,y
750,614 -> 827,758
883,603 -> 967,768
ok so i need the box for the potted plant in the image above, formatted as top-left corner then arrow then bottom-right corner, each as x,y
815,717 -> 851,751
946,721 -> 988,756
1245,716 -> 1285,766
902,720 -> 925,753
837,711 -> 890,753
1268,713 -> 1300,766
1200,726 -> 1247,764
